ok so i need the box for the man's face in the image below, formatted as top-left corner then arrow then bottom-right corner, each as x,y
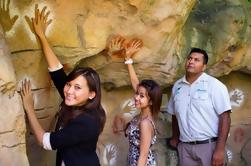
185,52 -> 206,74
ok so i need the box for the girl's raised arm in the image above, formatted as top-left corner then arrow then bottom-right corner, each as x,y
32,5 -> 61,70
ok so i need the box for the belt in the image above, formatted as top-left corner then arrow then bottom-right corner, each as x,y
184,137 -> 218,145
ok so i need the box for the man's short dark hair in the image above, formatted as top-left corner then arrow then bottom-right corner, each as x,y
189,47 -> 208,64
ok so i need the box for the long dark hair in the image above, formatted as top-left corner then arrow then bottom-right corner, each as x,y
57,67 -> 106,133
138,80 -> 162,118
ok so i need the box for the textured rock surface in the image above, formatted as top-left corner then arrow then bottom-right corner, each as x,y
219,72 -> 251,166
0,0 -> 250,165
0,26 -> 29,165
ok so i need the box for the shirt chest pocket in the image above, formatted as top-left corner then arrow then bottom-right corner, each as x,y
192,91 -> 209,101
174,93 -> 183,102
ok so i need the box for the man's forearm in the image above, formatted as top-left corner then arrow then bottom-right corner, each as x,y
216,111 -> 231,150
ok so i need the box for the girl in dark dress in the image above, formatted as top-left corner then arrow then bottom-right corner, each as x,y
20,5 -> 106,166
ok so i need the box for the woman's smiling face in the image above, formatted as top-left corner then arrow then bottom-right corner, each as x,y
63,75 -> 95,106
134,86 -> 151,110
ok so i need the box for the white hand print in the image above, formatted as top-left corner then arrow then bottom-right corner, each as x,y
229,89 -> 244,107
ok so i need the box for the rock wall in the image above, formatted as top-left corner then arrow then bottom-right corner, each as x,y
220,72 -> 251,165
0,26 -> 29,165
0,0 -> 250,165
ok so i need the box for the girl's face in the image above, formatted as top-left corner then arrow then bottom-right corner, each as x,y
63,75 -> 95,106
134,86 -> 151,110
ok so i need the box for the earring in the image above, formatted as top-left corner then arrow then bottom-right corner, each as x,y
89,97 -> 93,100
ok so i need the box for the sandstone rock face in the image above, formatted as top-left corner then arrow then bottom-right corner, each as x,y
219,72 -> 251,166
0,0 -> 250,165
0,26 -> 29,165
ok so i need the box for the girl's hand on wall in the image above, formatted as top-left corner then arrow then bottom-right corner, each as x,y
20,79 -> 34,113
32,4 -> 52,38
125,39 -> 143,60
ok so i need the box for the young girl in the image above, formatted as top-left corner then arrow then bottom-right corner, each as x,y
110,36 -> 162,166
21,5 -> 106,166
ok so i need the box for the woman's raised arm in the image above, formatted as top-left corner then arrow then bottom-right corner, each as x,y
124,39 -> 143,92
32,5 -> 61,70
108,36 -> 143,92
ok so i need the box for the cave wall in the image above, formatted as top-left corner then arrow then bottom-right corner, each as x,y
0,0 -> 250,165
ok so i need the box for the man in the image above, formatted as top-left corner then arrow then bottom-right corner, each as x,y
167,48 -> 231,166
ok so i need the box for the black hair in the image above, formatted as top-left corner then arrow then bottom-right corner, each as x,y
189,47 -> 208,64
138,80 -> 162,118
58,67 -> 106,133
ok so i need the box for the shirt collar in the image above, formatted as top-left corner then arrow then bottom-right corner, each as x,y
180,72 -> 208,85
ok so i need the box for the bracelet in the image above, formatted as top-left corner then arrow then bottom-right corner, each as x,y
124,58 -> 133,64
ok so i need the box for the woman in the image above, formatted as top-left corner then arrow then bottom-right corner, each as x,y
21,5 -> 106,166
110,36 -> 162,166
